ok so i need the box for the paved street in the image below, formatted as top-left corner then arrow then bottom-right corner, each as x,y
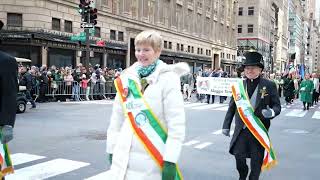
7,98 -> 320,180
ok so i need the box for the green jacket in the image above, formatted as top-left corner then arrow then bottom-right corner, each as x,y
300,79 -> 314,103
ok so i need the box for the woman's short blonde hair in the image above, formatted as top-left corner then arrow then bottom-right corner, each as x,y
134,30 -> 162,52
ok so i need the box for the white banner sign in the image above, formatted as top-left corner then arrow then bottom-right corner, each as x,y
196,77 -> 241,96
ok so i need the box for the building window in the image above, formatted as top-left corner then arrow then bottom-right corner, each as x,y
52,18 -> 61,31
64,20 -> 72,33
118,31 -> 124,41
169,42 -> 172,49
7,13 -> 22,27
238,25 -> 242,33
177,43 -> 180,51
95,27 -> 101,37
181,44 -> 184,51
248,7 -> 254,16
200,48 -> 203,54
197,48 -> 200,54
164,41 -> 168,49
248,24 -> 254,33
191,46 -> 194,53
238,7 -> 243,16
110,30 -> 116,40
188,46 -> 191,53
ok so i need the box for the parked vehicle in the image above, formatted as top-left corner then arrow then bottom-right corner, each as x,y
16,57 -> 32,113
16,91 -> 27,113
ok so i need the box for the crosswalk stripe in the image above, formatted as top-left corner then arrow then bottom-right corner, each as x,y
6,159 -> 90,180
191,103 -> 225,110
85,170 -> 113,180
183,140 -> 200,146
194,142 -> 212,149
184,103 -> 205,108
312,111 -> 320,119
285,109 -> 308,117
10,153 -> 45,166
11,153 -> 46,166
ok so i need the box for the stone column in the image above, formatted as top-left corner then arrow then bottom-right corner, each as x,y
41,46 -> 48,66
76,50 -> 81,65
103,52 -> 107,68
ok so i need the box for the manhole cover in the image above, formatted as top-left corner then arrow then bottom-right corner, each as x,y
283,129 -> 309,134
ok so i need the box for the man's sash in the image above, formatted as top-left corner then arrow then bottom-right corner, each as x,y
0,137 -> 14,178
114,77 -> 183,180
231,80 -> 277,170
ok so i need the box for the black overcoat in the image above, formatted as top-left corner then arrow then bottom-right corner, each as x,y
222,77 -> 281,155
0,51 -> 18,127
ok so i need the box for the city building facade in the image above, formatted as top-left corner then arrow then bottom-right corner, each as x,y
236,0 -> 289,74
288,0 -> 303,66
0,0 -> 238,74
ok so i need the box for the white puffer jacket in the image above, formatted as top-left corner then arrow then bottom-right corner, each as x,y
106,61 -> 189,180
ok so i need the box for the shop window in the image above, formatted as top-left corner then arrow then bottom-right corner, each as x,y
118,31 -> 124,41
64,20 -> 72,33
7,13 -> 22,27
110,30 -> 116,40
52,18 -> 61,31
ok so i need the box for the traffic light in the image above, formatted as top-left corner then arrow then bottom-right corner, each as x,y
89,8 -> 98,25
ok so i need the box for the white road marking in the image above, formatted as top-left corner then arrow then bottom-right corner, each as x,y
10,153 -> 46,166
285,109 -> 307,117
6,159 -> 89,180
183,140 -> 200,146
85,170 -> 113,180
194,142 -> 212,149
212,129 -> 222,135
191,103 -> 225,110
312,111 -> 320,119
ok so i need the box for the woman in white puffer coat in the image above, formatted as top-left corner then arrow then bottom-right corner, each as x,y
106,30 -> 188,180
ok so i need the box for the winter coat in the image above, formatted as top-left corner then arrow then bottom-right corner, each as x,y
283,77 -> 295,98
299,79 -> 314,103
106,61 -> 188,180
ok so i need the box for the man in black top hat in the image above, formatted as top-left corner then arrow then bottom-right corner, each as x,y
222,51 -> 281,180
0,20 -> 18,179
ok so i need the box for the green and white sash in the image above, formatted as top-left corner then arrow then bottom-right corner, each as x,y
114,77 -> 183,180
232,80 -> 277,170
0,134 -> 14,178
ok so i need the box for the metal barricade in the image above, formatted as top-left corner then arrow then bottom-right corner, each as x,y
44,80 -> 116,101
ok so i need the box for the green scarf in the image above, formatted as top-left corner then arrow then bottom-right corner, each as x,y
137,59 -> 160,78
